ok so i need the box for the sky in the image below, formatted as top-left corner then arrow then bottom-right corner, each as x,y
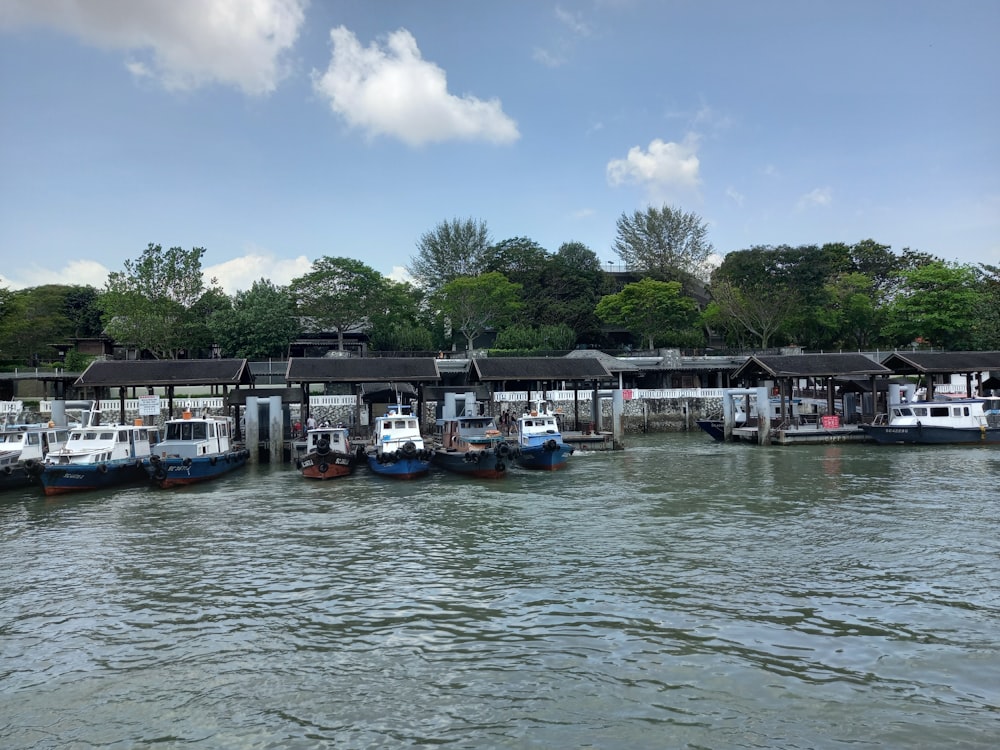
1,0 -> 998,295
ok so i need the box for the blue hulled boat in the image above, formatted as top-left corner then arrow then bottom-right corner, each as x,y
39,412 -> 160,496
145,411 -> 249,488
366,405 -> 432,479
512,404 -> 574,470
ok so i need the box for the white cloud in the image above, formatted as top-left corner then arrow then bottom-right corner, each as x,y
554,6 -> 592,37
606,134 -> 701,192
797,187 -> 833,209
0,0 -> 306,94
312,26 -> 520,147
387,265 -> 413,284
725,186 -> 745,207
204,251 -> 313,294
1,259 -> 111,290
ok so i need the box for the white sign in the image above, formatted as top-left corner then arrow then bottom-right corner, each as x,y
310,395 -> 359,407
0,400 -> 23,414
138,395 -> 161,416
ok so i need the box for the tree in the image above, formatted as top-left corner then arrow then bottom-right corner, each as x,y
435,272 -> 522,352
818,272 -> 884,350
708,279 -> 796,350
407,218 -> 492,293
0,285 -> 104,365
595,278 -> 700,351
537,241 -> 607,344
99,244 -> 219,359
494,323 -> 576,351
613,205 -> 714,283
972,264 -> 1000,350
367,279 -> 437,352
289,257 -> 387,351
883,262 -> 983,350
210,279 -> 300,358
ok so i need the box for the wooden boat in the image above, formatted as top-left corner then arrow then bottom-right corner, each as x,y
861,396 -> 1000,445
366,405 -> 432,479
432,415 -> 513,479
296,426 -> 360,479
512,402 -> 574,470
1,422 -> 71,491
38,412 -> 160,496
145,411 -> 249,488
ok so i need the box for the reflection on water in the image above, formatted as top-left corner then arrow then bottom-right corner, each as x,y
2,435 -> 998,748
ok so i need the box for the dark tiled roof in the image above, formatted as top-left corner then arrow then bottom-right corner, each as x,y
473,357 -> 611,381
75,359 -> 254,387
732,353 -> 891,380
286,357 -> 440,382
879,351 -> 1000,374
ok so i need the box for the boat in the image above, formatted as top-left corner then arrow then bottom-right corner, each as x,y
696,395 -> 748,441
366,405 -> 432,479
144,411 -> 249,488
432,414 -> 514,479
1,422 -> 72,491
296,425 -> 361,479
860,396 -> 1000,445
512,402 -> 574,470
38,412 -> 160,496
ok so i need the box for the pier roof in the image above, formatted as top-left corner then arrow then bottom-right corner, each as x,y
285,357 -> 440,384
732,353 -> 891,381
878,351 -> 1000,375
75,358 -> 254,388
472,356 -> 611,382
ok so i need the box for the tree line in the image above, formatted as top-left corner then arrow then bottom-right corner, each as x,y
2,206 -> 998,369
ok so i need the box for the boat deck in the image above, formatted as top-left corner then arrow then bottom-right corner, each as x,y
731,423 -> 872,445
562,431 -> 618,451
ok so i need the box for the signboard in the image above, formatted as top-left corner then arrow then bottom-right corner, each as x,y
310,395 -> 360,407
138,396 -> 161,416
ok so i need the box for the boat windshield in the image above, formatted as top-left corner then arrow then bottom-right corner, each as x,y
166,422 -> 208,441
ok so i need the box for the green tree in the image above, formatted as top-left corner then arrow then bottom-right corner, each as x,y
481,236 -> 550,324
0,285 -> 104,365
708,279 -> 796,350
407,218 -> 492,293
613,205 -> 714,283
210,279 -> 300,358
818,272 -> 884,349
435,272 -> 523,352
884,262 -> 983,350
595,278 -> 700,351
367,279 -> 437,352
973,264 -> 1000,350
493,323 -> 576,351
99,244 -> 219,359
289,257 -> 386,351
537,241 -> 607,344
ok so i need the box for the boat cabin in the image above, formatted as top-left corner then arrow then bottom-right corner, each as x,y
155,413 -> 236,459
47,423 -> 159,465
440,416 -> 502,452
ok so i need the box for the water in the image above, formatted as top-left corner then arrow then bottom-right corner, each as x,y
2,435 -> 998,749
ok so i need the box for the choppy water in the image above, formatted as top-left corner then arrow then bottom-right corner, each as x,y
2,434 -> 998,749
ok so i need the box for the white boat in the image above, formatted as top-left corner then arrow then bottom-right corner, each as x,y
512,401 -> 573,470
366,405 -> 432,479
861,396 -> 1000,445
38,411 -> 160,495
1,422 -> 71,491
145,411 -> 249,488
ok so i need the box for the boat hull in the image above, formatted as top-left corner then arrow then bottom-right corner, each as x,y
861,424 -> 1000,445
432,448 -> 510,479
298,450 -> 358,479
147,450 -> 249,488
366,452 -> 431,479
514,442 -> 573,470
39,460 -> 149,496
695,419 -> 726,442
0,464 -> 37,491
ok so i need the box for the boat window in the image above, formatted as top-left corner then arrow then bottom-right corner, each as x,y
912,408 -> 928,417
192,423 -> 207,440
101,432 -> 115,440
70,432 -> 82,441
929,407 -> 949,417
395,421 -> 407,429
27,433 -> 39,445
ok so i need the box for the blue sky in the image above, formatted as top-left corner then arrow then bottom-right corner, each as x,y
1,0 -> 998,295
